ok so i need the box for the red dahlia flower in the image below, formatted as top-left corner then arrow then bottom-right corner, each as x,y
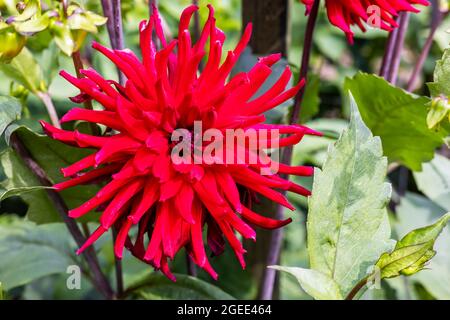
41,5 -> 319,280
301,0 -> 428,43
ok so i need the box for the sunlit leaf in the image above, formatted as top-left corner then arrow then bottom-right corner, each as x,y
345,72 -> 449,171
270,266 -> 343,300
0,47 -> 46,93
376,213 -> 450,279
427,49 -> 450,98
395,193 -> 450,299
306,94 -> 394,297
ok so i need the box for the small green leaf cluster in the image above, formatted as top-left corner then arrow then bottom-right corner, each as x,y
0,0 -> 106,59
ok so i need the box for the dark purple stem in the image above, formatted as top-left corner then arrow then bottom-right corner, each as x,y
9,134 -> 114,299
379,27 -> 399,79
101,0 -> 126,295
407,1 -> 447,91
101,0 -> 125,84
193,0 -> 200,42
387,12 -> 410,85
258,0 -> 320,300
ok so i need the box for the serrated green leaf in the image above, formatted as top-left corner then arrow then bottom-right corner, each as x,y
129,273 -> 235,300
0,217 -> 77,290
344,72 -> 449,171
376,213 -> 450,279
270,266 -> 343,300
0,47 -> 46,93
307,94 -> 394,297
1,126 -> 100,224
427,49 -> 450,98
0,96 -> 21,136
414,154 -> 450,211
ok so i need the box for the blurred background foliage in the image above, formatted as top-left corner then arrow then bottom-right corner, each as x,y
0,0 -> 449,300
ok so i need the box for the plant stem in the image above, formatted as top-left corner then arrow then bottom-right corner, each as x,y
112,228 -> 124,296
72,51 -> 100,135
102,0 -> 126,296
9,133 -> 114,299
149,0 -> 157,13
379,27 -> 399,79
387,12 -> 410,85
112,0 -> 125,85
186,254 -> 197,277
407,1 -> 447,91
72,51 -> 93,111
101,0 -> 125,85
258,0 -> 320,300
101,0 -> 116,47
193,0 -> 200,42
37,91 -> 60,128
345,276 -> 369,300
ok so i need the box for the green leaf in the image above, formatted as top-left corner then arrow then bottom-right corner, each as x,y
1,126 -> 100,224
14,13 -> 49,35
427,49 -> 450,98
427,97 -> 449,129
0,282 -> 3,300
0,47 -> 46,93
67,13 -> 98,33
40,42 -> 60,87
270,266 -> 343,300
84,11 -> 108,26
395,193 -> 450,299
12,0 -> 40,22
0,96 -> 21,136
301,74 -> 320,123
129,273 -> 235,300
344,72 -> 449,171
306,94 -> 394,297
414,154 -> 450,211
0,217 -> 77,290
376,212 -> 450,279
49,20 -> 75,56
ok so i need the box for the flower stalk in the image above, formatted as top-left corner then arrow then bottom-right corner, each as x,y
9,133 -> 114,299
259,0 -> 321,300
37,92 -> 60,129
407,0 -> 448,91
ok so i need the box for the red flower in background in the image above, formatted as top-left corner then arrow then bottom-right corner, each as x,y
41,5 -> 319,280
301,0 -> 428,43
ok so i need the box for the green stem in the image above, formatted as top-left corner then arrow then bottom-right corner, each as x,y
37,91 -> 60,128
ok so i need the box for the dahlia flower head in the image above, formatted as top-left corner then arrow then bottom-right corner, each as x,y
41,5 -> 320,280
301,0 -> 429,43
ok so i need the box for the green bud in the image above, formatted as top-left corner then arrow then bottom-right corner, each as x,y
427,96 -> 450,129
0,23 -> 26,62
